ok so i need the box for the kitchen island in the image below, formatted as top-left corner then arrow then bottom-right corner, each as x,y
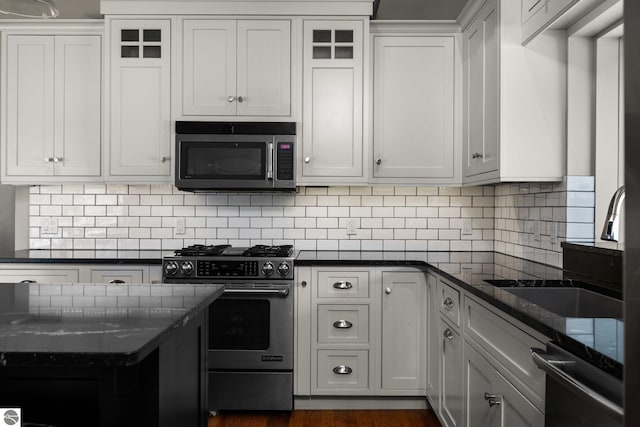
0,281 -> 224,427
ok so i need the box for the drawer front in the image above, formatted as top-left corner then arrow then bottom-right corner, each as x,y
316,350 -> 370,393
90,269 -> 145,284
464,295 -> 546,405
316,270 -> 370,299
0,268 -> 80,284
317,304 -> 369,344
439,280 -> 460,327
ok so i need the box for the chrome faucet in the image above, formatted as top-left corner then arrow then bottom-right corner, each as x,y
601,186 -> 625,241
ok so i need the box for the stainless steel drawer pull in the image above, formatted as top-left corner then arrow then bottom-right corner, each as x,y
224,288 -> 289,296
19,279 -> 36,283
333,281 -> 353,290
443,328 -> 454,341
443,297 -> 454,310
333,365 -> 352,375
531,348 -> 623,421
484,392 -> 501,407
333,320 -> 353,329
109,279 -> 126,284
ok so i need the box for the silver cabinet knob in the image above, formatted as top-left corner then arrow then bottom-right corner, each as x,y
53,157 -> 63,163
484,393 -> 501,407
44,157 -> 54,163
237,96 -> 244,103
227,96 -> 236,103
301,280 -> 307,287
332,365 -> 353,375
161,156 -> 170,163
443,297 -> 454,310
472,152 -> 484,159
304,156 -> 311,163
385,287 -> 391,295
376,158 -> 382,165
333,320 -> 353,329
333,281 -> 352,290
443,328 -> 454,341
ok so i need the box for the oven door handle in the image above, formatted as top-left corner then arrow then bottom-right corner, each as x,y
531,348 -> 624,421
223,288 -> 289,296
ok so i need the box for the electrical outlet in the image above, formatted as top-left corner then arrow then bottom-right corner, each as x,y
175,218 -> 186,235
346,218 -> 358,235
462,218 -> 473,235
42,218 -> 58,235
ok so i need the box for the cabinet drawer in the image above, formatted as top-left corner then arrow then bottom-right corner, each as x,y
89,268 -> 145,284
316,350 -> 370,392
316,270 -> 369,299
317,304 -> 369,344
438,280 -> 460,327
464,295 -> 546,405
0,268 -> 80,284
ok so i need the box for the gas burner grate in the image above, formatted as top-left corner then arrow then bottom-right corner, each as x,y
174,244 -> 231,257
243,245 -> 294,257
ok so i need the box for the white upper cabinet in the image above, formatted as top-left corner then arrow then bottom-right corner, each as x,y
3,31 -> 102,182
372,35 -> 458,183
181,19 -> 291,117
300,20 -> 365,183
108,19 -> 171,179
461,0 -> 566,184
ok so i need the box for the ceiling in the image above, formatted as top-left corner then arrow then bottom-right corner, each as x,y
1,0 -> 470,20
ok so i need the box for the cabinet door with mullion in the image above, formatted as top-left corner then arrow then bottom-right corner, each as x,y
109,19 -> 171,178
301,20 -> 364,182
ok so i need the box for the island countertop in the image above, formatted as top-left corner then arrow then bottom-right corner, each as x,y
0,282 -> 224,367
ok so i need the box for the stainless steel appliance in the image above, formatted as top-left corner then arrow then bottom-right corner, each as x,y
162,244 -> 295,412
175,121 -> 296,192
532,343 -> 623,427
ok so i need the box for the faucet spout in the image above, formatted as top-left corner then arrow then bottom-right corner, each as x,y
601,185 -> 625,241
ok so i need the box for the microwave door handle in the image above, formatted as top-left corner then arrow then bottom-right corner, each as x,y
267,142 -> 274,180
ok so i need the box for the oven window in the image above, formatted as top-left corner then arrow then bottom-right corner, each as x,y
209,299 -> 270,350
181,141 -> 266,180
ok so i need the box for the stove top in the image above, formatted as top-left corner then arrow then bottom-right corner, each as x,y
173,244 -> 294,258
163,244 -> 295,282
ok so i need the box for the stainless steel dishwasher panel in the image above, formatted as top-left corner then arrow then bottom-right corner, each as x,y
532,342 -> 623,427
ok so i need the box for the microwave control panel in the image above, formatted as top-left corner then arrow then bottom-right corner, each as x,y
277,142 -> 294,181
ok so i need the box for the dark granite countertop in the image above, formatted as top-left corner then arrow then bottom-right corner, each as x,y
0,282 -> 224,367
561,241 -> 623,257
297,250 -> 624,379
0,250 -> 168,264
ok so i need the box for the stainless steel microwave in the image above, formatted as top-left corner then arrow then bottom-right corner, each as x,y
175,121 -> 296,192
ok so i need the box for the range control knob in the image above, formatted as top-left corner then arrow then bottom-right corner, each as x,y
262,262 -> 275,277
277,262 -> 291,277
180,261 -> 194,276
164,261 -> 178,276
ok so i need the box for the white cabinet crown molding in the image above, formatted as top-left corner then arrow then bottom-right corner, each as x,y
0,19 -> 104,32
456,0 -> 488,31
101,0 -> 375,16
369,20 -> 460,34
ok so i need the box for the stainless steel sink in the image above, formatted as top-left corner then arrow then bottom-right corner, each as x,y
502,287 -> 622,318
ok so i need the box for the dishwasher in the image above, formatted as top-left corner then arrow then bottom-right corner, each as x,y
532,343 -> 623,427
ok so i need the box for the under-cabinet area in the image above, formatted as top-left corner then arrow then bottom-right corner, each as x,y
294,264 -> 547,427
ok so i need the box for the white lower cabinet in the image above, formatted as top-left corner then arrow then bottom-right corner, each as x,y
0,266 -> 80,284
439,317 -> 463,427
429,272 -> 546,427
464,342 -> 544,427
295,266 -> 427,400
380,271 -> 426,393
0,264 -> 160,284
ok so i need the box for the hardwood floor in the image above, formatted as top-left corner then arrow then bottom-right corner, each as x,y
208,410 -> 442,427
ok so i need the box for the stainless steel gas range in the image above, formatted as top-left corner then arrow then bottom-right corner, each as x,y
162,244 -> 294,412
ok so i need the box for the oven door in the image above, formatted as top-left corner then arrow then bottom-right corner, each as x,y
208,283 -> 293,371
